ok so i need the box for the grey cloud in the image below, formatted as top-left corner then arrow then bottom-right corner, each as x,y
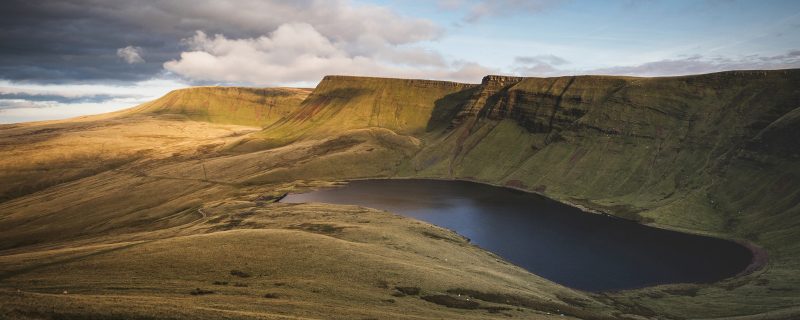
515,55 -> 568,66
0,92 -> 118,104
589,51 -> 800,77
515,63 -> 560,75
507,50 -> 800,78
0,0 -> 443,84
0,99 -> 57,110
512,54 -> 570,76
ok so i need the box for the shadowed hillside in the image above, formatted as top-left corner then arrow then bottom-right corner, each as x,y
1,70 -> 799,319
412,70 -> 800,227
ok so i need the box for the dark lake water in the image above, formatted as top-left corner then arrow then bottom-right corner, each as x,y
282,179 -> 753,292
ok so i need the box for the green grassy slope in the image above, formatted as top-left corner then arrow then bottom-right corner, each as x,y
399,70 -> 800,318
130,86 -> 311,126
412,71 -> 799,223
228,69 -> 800,318
2,70 -> 799,319
242,76 -> 476,149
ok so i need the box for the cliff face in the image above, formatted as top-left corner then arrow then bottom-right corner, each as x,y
398,71 -> 800,318
131,86 -> 311,127
410,70 -> 800,227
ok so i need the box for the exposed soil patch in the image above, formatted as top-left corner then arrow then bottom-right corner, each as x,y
421,295 -> 480,309
256,193 -> 287,203
289,223 -> 349,235
483,306 -> 512,314
568,198 -> 650,223
504,179 -> 528,189
395,286 -> 420,296
230,270 -> 251,278
737,241 -> 769,276
190,288 -> 214,296
419,230 -> 464,243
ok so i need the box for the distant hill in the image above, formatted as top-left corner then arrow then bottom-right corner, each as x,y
129,86 -> 311,127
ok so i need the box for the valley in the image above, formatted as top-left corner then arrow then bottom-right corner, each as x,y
1,70 -> 799,319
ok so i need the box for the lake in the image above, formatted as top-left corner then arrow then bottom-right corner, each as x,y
282,179 -> 753,292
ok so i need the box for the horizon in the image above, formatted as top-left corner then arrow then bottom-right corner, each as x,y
1,0 -> 799,123
159,67 -> 800,91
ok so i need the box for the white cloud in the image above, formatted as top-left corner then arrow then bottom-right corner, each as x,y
117,46 -> 145,64
0,78 -> 181,101
0,78 -> 185,123
0,101 -> 131,123
164,24 -> 495,85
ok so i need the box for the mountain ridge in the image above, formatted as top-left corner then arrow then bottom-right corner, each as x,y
128,86 -> 311,127
1,69 -> 799,319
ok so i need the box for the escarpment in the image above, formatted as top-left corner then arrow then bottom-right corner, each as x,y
218,69 -> 800,319
220,70 -> 800,234
403,70 -> 800,228
2,69 -> 800,320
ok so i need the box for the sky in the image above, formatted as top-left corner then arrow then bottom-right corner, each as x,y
0,0 -> 799,123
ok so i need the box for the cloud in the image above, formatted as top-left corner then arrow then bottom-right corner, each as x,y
0,78 -> 184,123
0,99 -> 138,123
117,46 -> 145,64
515,55 -> 568,66
0,79 -> 171,103
442,61 -> 496,81
0,99 -> 58,110
0,92 -> 117,104
589,51 -> 800,76
505,50 -> 800,77
164,25 -> 493,85
512,54 -> 570,76
2,0 -> 797,89
0,0 -> 443,83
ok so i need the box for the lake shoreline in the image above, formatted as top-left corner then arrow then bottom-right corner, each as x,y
284,176 -> 759,290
